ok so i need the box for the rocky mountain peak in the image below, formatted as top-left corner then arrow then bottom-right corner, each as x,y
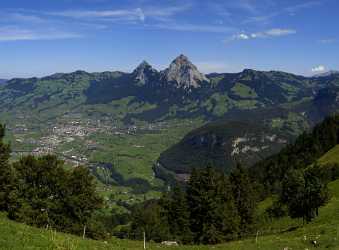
173,54 -> 190,64
162,54 -> 210,89
132,60 -> 158,85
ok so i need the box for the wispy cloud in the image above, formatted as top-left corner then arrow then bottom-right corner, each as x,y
244,0 -> 323,24
0,26 -> 81,41
311,65 -> 326,72
285,1 -> 322,14
319,38 -> 337,44
149,23 -> 234,33
52,9 -> 146,22
226,28 -> 296,42
50,5 -> 191,23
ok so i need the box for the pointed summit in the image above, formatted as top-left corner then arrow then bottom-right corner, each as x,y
162,54 -> 209,89
132,60 -> 159,86
173,54 -> 190,64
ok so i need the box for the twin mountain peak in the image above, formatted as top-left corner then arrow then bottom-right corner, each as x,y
132,54 -> 210,89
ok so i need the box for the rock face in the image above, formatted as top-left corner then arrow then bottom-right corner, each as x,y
132,61 -> 159,86
161,54 -> 209,89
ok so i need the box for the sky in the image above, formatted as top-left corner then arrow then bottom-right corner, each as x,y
0,0 -> 338,78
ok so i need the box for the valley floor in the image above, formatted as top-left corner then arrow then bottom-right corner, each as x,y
2,179 -> 339,250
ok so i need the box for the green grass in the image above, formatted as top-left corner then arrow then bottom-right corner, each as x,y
2,179 -> 339,249
231,82 -> 258,99
318,145 -> 339,165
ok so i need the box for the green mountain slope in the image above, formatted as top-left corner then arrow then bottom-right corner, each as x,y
318,145 -> 339,165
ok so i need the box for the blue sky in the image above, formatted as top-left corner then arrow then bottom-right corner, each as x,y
0,0 -> 338,78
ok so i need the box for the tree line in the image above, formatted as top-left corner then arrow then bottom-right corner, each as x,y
128,165 -> 257,244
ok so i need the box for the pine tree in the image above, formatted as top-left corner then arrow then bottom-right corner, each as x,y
160,184 -> 192,243
280,169 -> 306,221
0,124 -> 14,211
229,164 -> 256,236
130,200 -> 170,242
187,167 -> 239,244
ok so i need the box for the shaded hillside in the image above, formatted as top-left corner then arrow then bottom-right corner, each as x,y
155,120 -> 291,183
251,115 -> 339,192
307,85 -> 339,123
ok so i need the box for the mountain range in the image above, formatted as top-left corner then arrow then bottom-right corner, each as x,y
1,54 -> 338,126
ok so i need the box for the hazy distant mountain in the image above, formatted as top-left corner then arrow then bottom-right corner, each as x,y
0,79 -> 7,84
313,70 -> 339,78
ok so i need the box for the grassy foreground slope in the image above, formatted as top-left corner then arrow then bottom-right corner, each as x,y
1,178 -> 339,249
318,145 -> 339,165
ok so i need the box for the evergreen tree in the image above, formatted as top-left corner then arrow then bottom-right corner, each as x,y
160,185 -> 192,244
129,200 -> 170,242
229,164 -> 256,236
187,167 -> 239,244
280,169 -> 306,221
0,124 -> 14,211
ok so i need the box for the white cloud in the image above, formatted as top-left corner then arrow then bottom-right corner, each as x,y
238,33 -> 250,40
264,28 -> 296,36
226,28 -> 296,42
311,65 -> 326,72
